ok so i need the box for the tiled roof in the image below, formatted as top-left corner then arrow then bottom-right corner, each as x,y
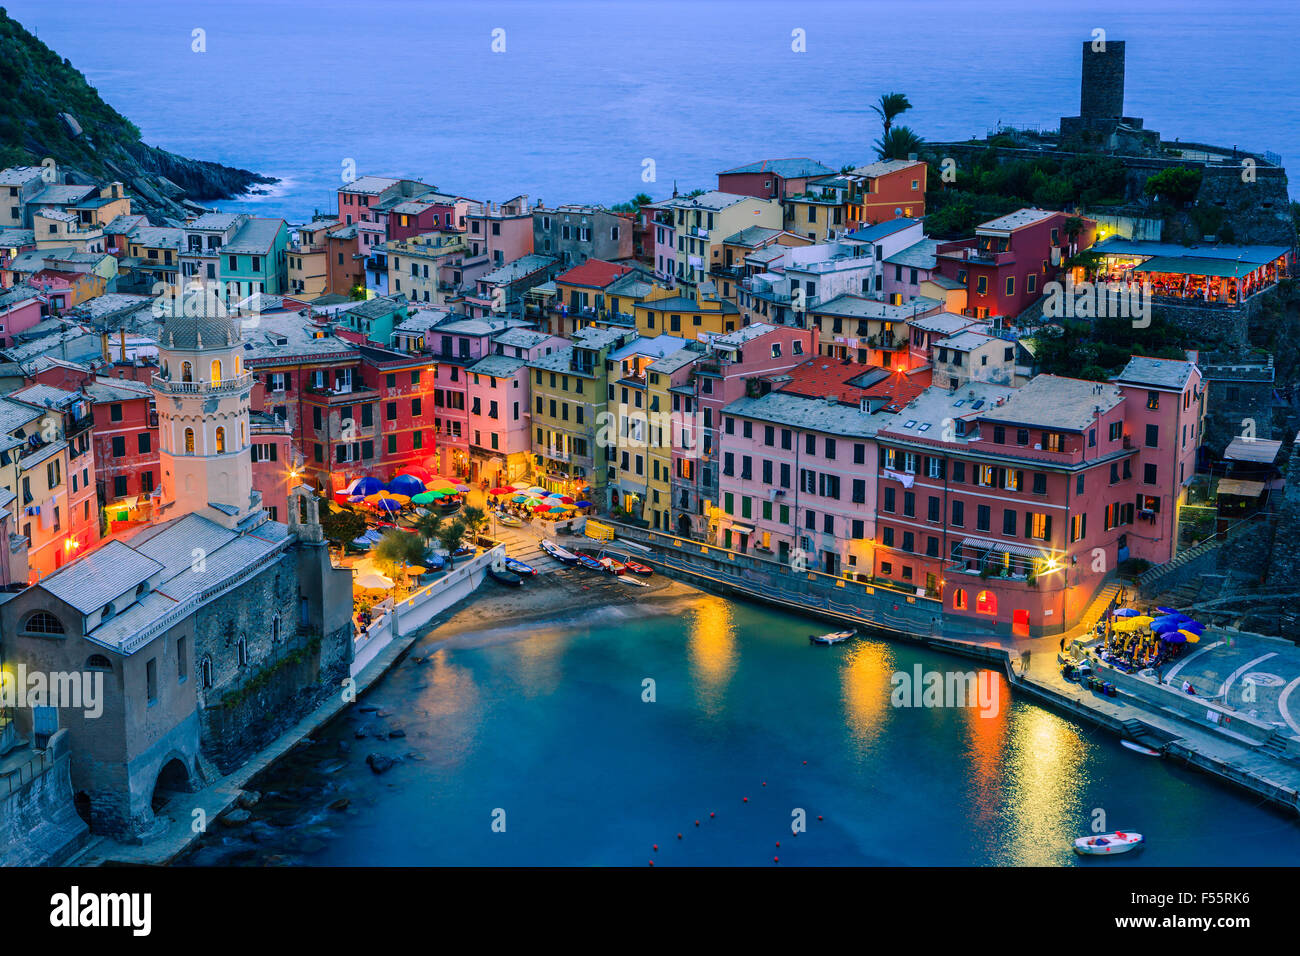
724,391 -> 886,437
40,539 -> 165,615
468,354 -> 526,378
847,218 -> 921,243
779,359 -> 931,410
555,259 -> 632,289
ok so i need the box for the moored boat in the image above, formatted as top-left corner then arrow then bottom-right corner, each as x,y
576,554 -> 603,571
599,557 -> 626,575
1121,740 -> 1161,757
540,539 -> 579,564
1073,831 -> 1144,856
809,629 -> 855,645
498,513 -> 522,528
504,558 -> 538,577
624,561 -> 653,576
488,566 -> 522,587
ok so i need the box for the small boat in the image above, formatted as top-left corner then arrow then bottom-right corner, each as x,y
504,558 -> 538,577
452,545 -> 475,559
497,513 -> 522,528
488,566 -> 522,587
600,557 -> 626,576
1073,831 -> 1144,856
624,561 -> 653,576
540,539 -> 579,564
576,554 -> 603,571
1121,740 -> 1161,757
618,574 -> 649,588
809,629 -> 855,645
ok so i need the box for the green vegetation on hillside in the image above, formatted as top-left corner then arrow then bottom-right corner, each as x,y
1029,314 -> 1191,382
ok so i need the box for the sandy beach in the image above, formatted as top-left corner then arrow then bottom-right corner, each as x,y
417,565 -> 704,643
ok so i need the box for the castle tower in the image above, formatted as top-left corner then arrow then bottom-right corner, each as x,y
1079,39 -> 1125,122
152,295 -> 260,529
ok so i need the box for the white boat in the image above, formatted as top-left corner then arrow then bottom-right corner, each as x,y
809,629 -> 855,645
618,574 -> 649,588
1073,831 -> 1144,856
1121,740 -> 1161,757
539,539 -> 579,564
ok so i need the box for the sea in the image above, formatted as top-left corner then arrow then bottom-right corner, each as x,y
11,0 -> 1300,223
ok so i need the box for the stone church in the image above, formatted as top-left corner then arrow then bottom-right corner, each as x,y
0,305 -> 353,845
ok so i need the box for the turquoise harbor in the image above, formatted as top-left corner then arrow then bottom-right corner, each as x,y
182,591 -> 1300,867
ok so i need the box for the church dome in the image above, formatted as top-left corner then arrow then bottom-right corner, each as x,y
159,292 -> 242,351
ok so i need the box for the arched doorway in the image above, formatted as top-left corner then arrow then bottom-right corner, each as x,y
152,756 -> 193,813
677,514 -> 692,536
74,791 -> 92,826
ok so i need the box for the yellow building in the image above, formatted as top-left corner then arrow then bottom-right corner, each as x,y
287,220 -> 336,298
387,232 -> 468,306
651,191 -> 782,292
633,283 -> 742,339
642,348 -> 698,532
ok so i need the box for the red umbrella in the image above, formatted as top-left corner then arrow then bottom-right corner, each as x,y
532,504 -> 551,513
397,465 -> 434,483
490,486 -> 514,496
556,495 -> 574,504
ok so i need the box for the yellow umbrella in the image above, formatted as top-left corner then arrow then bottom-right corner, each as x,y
1112,616 -> 1153,633
1180,630 -> 1200,643
364,491 -> 410,505
405,565 -> 427,575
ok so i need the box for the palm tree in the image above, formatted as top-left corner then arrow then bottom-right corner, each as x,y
875,126 -> 924,161
461,504 -> 486,537
437,518 -> 468,569
872,92 -> 912,138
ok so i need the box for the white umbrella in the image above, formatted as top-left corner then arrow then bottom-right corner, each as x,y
355,572 -> 395,590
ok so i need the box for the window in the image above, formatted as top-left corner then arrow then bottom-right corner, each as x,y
139,432 -> 151,454
953,588 -> 968,611
976,590 -> 996,615
109,403 -> 123,422
184,428 -> 195,454
1144,463 -> 1158,485
1146,391 -> 1159,410
215,427 -> 226,454
1029,513 -> 1050,540
1145,424 -> 1159,448
112,436 -> 126,458
1070,513 -> 1087,543
22,611 -> 65,634
210,359 -> 222,384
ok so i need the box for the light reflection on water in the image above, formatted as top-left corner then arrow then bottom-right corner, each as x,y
180,595 -> 1300,866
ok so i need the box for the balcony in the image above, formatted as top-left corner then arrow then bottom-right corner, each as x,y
152,372 -> 253,395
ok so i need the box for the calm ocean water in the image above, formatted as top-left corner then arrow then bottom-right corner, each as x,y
13,0 -> 1300,221
179,595 -> 1300,866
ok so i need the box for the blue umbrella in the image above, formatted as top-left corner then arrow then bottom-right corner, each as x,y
575,500 -> 593,508
373,497 -> 402,512
1113,608 -> 1139,617
387,474 -> 425,496
1151,617 -> 1184,632
512,494 -> 530,503
346,475 -> 384,496
1160,631 -> 1187,644
1156,606 -> 1179,614
1179,620 -> 1205,634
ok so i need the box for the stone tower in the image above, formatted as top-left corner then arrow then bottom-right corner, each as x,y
152,296 -> 260,529
1079,39 -> 1125,122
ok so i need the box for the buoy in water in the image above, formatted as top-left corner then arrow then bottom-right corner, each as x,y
775,841 -> 781,847
653,844 -> 658,851
773,856 -> 779,863
695,820 -> 700,826
743,797 -> 748,803
817,815 -> 823,821
710,812 -> 715,818
677,833 -> 682,840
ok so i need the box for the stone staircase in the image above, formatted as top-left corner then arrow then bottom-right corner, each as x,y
1260,729 -> 1298,761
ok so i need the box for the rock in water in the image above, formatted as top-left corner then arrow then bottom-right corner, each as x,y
220,808 -> 252,827
237,790 -> 261,809
366,753 -> 395,774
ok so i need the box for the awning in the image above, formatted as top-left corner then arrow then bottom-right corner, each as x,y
1131,256 -> 1261,279
1217,478 -> 1266,498
728,524 -> 755,535
1223,436 -> 1282,464
959,536 -> 1049,560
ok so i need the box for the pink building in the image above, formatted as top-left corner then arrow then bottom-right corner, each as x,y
387,193 -> 470,241
870,359 -> 1202,636
0,285 -> 45,348
249,412 -> 295,524
671,322 -> 817,538
716,390 -> 883,576
426,316 -> 522,479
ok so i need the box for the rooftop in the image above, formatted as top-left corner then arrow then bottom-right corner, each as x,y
848,218 -> 921,243
479,254 -> 558,285
339,175 -> 400,196
847,159 -> 925,179
724,391 -> 887,438
978,375 -> 1123,432
654,190 -> 761,212
978,208 -> 1059,233
555,258 -> 632,289
878,382 -> 1015,439
610,333 -> 691,362
884,238 -> 941,270
779,359 -> 932,411
813,293 -> 942,320
719,158 -> 835,179
224,218 -> 286,255
468,354 -> 527,379
1112,355 -> 1196,392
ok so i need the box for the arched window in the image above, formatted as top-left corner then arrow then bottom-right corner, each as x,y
210,359 -> 222,385
182,361 -> 193,383
215,427 -> 226,454
240,422 -> 246,446
953,588 -> 968,611
976,590 -> 997,615
234,355 -> 242,375
184,427 -> 195,454
271,615 -> 281,643
22,611 -> 66,635
85,654 -> 112,671
236,635 -> 248,667
200,655 -> 213,689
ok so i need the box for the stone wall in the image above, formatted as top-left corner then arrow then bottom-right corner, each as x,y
0,730 -> 89,866
1264,432 -> 1300,605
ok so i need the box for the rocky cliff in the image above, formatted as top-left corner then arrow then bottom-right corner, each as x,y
0,8 -> 276,222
